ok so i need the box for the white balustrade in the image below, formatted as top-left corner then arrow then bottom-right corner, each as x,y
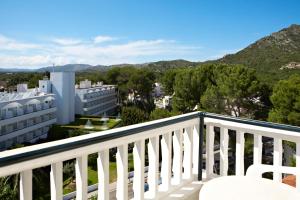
50,162 -> 63,200
192,124 -> 200,175
160,132 -> 172,191
76,155 -> 88,200
183,127 -> 193,179
147,136 -> 159,198
98,150 -> 109,200
254,135 -> 263,165
220,127 -> 229,176
0,112 -> 300,200
206,124 -> 215,178
236,131 -> 245,176
273,138 -> 283,182
20,169 -> 32,200
133,140 -> 145,200
116,144 -> 128,200
172,129 -> 183,185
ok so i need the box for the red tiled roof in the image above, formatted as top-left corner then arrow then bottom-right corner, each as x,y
282,175 -> 296,187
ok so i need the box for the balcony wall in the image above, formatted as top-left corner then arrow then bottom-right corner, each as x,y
0,112 -> 299,200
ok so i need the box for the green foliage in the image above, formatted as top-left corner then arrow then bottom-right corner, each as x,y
121,107 -> 148,126
161,69 -> 178,95
149,108 -> 179,120
0,72 -> 46,89
201,65 -> 262,118
268,74 -> 300,126
0,175 -> 19,199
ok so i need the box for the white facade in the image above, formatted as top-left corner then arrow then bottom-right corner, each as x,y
0,90 -> 56,150
51,72 -> 75,124
0,72 -> 118,150
75,81 -> 117,116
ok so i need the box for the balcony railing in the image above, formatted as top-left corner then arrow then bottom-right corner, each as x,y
0,111 -> 300,200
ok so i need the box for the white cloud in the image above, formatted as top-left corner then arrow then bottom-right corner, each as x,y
51,38 -> 82,46
0,35 -> 202,68
0,35 -> 41,51
93,35 -> 116,43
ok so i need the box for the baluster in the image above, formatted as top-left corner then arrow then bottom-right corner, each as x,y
296,142 -> 300,191
50,162 -> 63,200
173,129 -> 183,185
253,135 -> 262,165
20,169 -> 32,200
236,131 -> 245,176
183,127 -> 193,179
116,144 -> 128,200
273,138 -> 282,182
98,150 -> 109,200
75,155 -> 88,200
192,124 -> 200,175
133,140 -> 145,200
220,127 -> 229,176
147,136 -> 159,198
206,125 -> 215,178
160,132 -> 172,191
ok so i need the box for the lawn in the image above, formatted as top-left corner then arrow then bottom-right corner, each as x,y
62,116 -> 121,131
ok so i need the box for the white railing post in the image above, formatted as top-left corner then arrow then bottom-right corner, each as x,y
183,127 -> 193,179
254,135 -> 262,165
116,144 -> 128,200
147,136 -> 159,198
160,132 -> 172,191
20,170 -> 32,200
192,124 -> 200,175
172,129 -> 183,185
236,131 -> 245,176
206,125 -> 215,178
50,162 -> 63,200
296,142 -> 300,191
273,138 -> 282,182
220,127 -> 229,176
133,140 -> 145,200
98,150 -> 109,200
75,155 -> 88,200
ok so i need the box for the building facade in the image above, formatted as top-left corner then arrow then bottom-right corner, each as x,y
75,80 -> 118,116
0,73 -> 118,150
0,88 -> 56,150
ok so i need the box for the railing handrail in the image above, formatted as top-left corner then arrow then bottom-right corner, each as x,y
203,112 -> 300,133
0,111 -> 199,168
0,111 -> 300,172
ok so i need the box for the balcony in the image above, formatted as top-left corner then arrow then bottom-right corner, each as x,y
0,111 -> 299,200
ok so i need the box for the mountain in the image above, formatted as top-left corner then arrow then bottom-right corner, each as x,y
109,59 -> 198,72
37,64 -> 94,72
214,24 -> 300,76
0,59 -> 196,73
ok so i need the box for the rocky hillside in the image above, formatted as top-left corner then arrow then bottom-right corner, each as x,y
217,24 -> 300,75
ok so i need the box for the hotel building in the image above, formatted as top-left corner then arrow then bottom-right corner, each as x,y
0,72 -> 117,150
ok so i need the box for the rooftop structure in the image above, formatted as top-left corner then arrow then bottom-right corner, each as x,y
0,111 -> 299,199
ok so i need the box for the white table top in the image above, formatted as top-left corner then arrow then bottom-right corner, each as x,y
199,176 -> 300,200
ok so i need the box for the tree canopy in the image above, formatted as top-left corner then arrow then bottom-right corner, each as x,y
268,74 -> 300,126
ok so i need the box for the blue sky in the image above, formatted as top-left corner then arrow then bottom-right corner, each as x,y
0,0 -> 299,68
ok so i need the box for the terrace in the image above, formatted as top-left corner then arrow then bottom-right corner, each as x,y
0,111 -> 299,199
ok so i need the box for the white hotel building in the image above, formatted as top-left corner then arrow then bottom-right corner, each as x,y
75,80 -> 118,116
0,84 -> 57,150
0,72 -> 117,150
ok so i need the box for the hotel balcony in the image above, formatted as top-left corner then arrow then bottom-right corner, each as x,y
0,111 -> 299,199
